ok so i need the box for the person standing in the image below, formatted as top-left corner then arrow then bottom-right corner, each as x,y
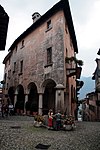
55,110 -> 62,130
1,101 -> 5,117
48,109 -> 53,129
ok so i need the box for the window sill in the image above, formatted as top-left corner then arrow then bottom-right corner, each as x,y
18,72 -> 23,76
44,63 -> 53,68
20,45 -> 24,49
45,26 -> 52,32
13,71 -> 15,74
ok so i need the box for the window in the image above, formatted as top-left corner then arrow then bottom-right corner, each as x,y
21,40 -> 24,48
47,20 -> 52,29
4,73 -> 7,83
15,45 -> 17,52
22,40 -> 24,46
20,60 -> 23,73
13,62 -> 16,73
47,47 -> 52,64
89,105 -> 95,112
6,83 -> 8,90
8,70 -> 11,79
8,58 -> 10,65
65,23 -> 68,34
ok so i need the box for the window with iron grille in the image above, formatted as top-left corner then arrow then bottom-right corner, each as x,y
20,60 -> 23,73
13,62 -> 16,73
47,47 -> 52,64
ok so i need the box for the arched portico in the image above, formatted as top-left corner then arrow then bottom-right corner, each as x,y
42,79 -> 56,115
26,82 -> 38,115
15,84 -> 25,114
8,86 -> 15,105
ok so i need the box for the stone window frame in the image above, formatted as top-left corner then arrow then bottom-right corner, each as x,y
47,47 -> 52,64
15,45 -> 18,52
18,60 -> 23,75
45,20 -> 52,32
20,40 -> 25,49
6,83 -> 8,90
8,69 -> 11,79
13,62 -> 16,73
44,47 -> 53,68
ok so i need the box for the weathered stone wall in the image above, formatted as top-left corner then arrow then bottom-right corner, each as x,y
7,11 -> 66,92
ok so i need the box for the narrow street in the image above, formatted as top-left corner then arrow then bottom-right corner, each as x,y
0,116 -> 100,150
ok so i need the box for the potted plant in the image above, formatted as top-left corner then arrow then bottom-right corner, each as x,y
63,115 -> 75,131
65,56 -> 83,66
34,115 -> 44,127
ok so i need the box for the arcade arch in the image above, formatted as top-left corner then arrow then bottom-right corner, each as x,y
42,79 -> 56,115
15,84 -> 25,113
26,82 -> 38,114
8,86 -> 15,105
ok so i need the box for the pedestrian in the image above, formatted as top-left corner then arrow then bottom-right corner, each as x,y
0,101 -> 2,116
48,109 -> 53,129
55,110 -> 62,130
4,104 -> 9,117
8,103 -> 14,115
1,101 -> 5,117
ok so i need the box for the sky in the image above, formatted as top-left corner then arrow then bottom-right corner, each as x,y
0,0 -> 100,81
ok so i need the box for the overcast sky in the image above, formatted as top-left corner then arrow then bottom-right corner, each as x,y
0,0 -> 100,81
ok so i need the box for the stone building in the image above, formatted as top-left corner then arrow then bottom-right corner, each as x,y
92,50 -> 100,121
2,0 -> 82,117
82,92 -> 97,121
82,49 -> 100,121
0,86 -> 3,102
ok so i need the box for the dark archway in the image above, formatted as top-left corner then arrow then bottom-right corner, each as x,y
15,85 -> 25,112
43,79 -> 56,115
8,87 -> 15,105
27,82 -> 38,114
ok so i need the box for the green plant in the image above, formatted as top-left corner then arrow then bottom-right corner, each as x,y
65,56 -> 83,66
64,116 -> 75,125
76,59 -> 83,66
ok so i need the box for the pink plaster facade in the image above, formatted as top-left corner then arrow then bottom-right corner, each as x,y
2,0 -> 79,118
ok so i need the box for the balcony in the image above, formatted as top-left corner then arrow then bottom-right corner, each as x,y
76,80 -> 84,91
65,56 -> 83,79
66,67 -> 82,79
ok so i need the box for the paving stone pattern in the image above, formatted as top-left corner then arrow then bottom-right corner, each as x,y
0,116 -> 100,150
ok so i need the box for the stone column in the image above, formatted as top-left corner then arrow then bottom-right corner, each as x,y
14,94 -> 17,108
55,84 -> 65,113
38,93 -> 43,115
24,94 -> 28,114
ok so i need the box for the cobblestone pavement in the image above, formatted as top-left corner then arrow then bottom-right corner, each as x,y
0,116 -> 100,150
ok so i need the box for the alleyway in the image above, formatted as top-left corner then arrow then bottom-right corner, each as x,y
0,116 -> 100,150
